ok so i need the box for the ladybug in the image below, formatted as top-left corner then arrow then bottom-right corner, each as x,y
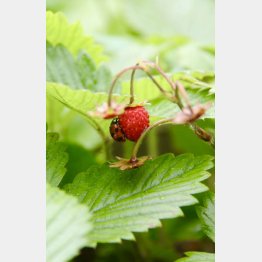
109,117 -> 126,142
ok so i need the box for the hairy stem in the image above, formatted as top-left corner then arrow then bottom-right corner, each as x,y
129,64 -> 174,104
130,118 -> 173,162
129,65 -> 138,104
148,128 -> 159,157
141,60 -> 176,93
144,72 -> 174,100
107,65 -> 145,107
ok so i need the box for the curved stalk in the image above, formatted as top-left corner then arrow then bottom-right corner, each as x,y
129,65 -> 138,104
141,60 -> 176,92
144,72 -> 174,100
109,63 -> 175,107
107,65 -> 145,107
129,64 -> 175,105
130,118 -> 173,162
140,61 -> 194,109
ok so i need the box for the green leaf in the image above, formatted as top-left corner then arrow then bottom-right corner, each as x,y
46,10 -> 106,64
46,183 -> 92,262
196,192 -> 215,242
46,82 -> 129,135
47,42 -> 112,91
59,143 -> 97,187
176,251 -> 215,262
64,153 -> 214,246
46,95 -> 104,152
47,42 -> 96,90
94,64 -> 113,92
46,82 -> 128,117
46,132 -> 68,186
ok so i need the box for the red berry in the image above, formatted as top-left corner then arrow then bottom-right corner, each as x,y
119,106 -> 150,142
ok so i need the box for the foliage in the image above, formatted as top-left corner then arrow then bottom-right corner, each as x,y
46,10 -> 106,64
177,192 -> 215,261
47,42 -> 112,91
46,132 -> 68,187
196,192 -> 215,242
46,183 -> 92,262
176,251 -> 215,262
64,153 -> 213,247
46,4 -> 215,261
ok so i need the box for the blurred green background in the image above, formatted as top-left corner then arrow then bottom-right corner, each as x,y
47,0 -> 215,261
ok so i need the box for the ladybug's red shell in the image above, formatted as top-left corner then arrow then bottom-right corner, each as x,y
109,118 -> 126,142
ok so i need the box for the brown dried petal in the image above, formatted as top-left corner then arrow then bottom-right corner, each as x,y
109,156 -> 151,170
173,103 -> 211,124
88,101 -> 125,119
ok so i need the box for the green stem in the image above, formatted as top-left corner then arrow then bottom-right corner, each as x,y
144,72 -> 174,99
139,61 -> 193,109
107,65 -> 144,107
129,65 -> 138,104
129,64 -> 174,105
141,61 -> 177,92
123,140 -> 134,159
148,128 -> 158,157
130,118 -> 173,161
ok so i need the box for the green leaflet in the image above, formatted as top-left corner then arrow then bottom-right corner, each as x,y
176,193 -> 215,261
46,82 -> 129,137
176,252 -> 215,262
46,42 -> 112,91
59,143 -> 97,187
46,42 -> 95,90
46,132 -> 68,186
196,192 -> 215,242
46,11 -> 106,64
64,153 -> 214,246
46,183 -> 92,262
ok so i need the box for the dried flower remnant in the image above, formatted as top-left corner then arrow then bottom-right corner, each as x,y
173,103 -> 211,124
88,101 -> 125,119
109,156 -> 151,170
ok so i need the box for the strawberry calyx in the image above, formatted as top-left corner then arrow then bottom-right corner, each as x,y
109,156 -> 151,170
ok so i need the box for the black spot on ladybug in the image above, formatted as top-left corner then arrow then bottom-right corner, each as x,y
109,117 -> 126,142
117,136 -> 125,142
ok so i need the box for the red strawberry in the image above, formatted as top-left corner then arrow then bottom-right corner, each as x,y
119,106 -> 150,142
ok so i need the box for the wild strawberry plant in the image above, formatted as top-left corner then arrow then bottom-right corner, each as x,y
46,11 -> 215,262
